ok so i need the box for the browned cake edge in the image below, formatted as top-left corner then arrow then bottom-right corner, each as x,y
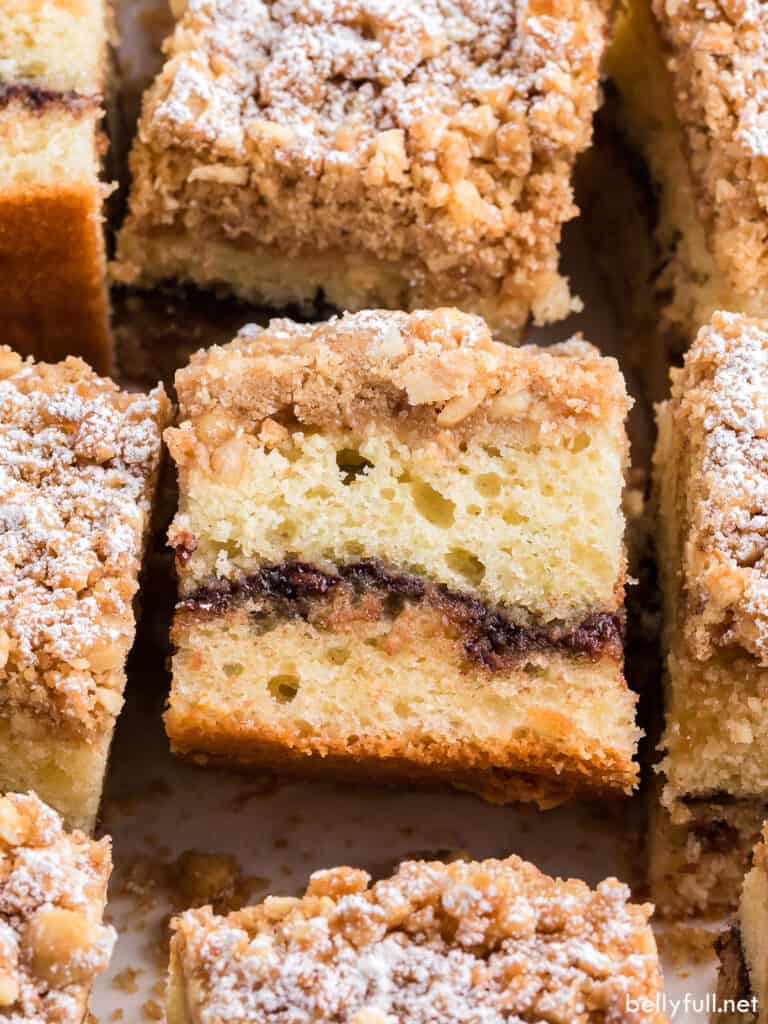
714,929 -> 759,1024
0,90 -> 112,373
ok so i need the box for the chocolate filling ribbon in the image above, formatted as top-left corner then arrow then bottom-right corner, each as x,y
180,559 -> 623,668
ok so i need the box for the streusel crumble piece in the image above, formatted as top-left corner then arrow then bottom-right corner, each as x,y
652,312 -> 768,916
0,347 -> 171,831
167,855 -> 665,1024
165,308 -> 640,806
0,791 -> 115,1023
114,0 -> 612,338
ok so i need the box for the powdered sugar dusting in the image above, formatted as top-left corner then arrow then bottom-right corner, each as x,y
173,857 -> 663,1023
0,350 -> 170,735
667,311 -> 768,663
153,0 -> 598,160
654,0 -> 768,298
0,792 -> 114,1023
117,0 -> 609,335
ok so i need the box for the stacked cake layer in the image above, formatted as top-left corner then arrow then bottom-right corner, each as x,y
606,0 -> 768,345
165,308 -> 640,805
652,312 -> 768,915
0,347 -> 170,831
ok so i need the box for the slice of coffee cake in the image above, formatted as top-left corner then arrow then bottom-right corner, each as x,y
167,856 -> 666,1024
165,308 -> 640,806
603,0 -> 768,347
652,312 -> 768,916
0,347 -> 171,832
0,1 -> 113,371
0,791 -> 115,1023
114,0 -> 613,339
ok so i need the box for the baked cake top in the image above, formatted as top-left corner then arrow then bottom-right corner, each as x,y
171,856 -> 663,1023
662,311 -> 768,664
653,0 -> 768,297
172,308 -> 631,447
124,0 -> 610,331
154,0 -> 605,161
0,792 -> 114,1022
0,0 -> 108,94
0,348 -> 171,737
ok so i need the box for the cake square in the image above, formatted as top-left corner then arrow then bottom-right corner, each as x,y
651,311 -> 768,915
167,855 -> 666,1024
165,308 -> 639,806
0,791 -> 115,1022
114,0 -> 612,339
603,0 -> 768,345
0,1 -> 113,372
0,347 -> 171,832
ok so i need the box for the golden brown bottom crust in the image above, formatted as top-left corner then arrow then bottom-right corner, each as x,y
0,183 -> 111,373
168,718 -> 634,810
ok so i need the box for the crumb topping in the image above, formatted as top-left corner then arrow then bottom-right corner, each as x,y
654,0 -> 768,299
0,347 -> 171,736
117,0 -> 611,333
663,312 -> 768,664
0,792 -> 115,1022
172,856 -> 663,1023
169,308 -> 630,453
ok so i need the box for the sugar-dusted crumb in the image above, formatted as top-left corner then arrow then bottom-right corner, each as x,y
170,856 -> 664,1023
653,0 -> 768,309
171,310 -> 630,446
661,312 -> 768,665
0,792 -> 115,1022
0,347 -> 171,736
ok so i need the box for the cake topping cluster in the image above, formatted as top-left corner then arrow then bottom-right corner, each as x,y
669,312 -> 768,663
171,309 -> 630,448
0,793 -> 114,1022
155,0 -> 601,160
0,348 -> 170,734
173,856 -> 662,1023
